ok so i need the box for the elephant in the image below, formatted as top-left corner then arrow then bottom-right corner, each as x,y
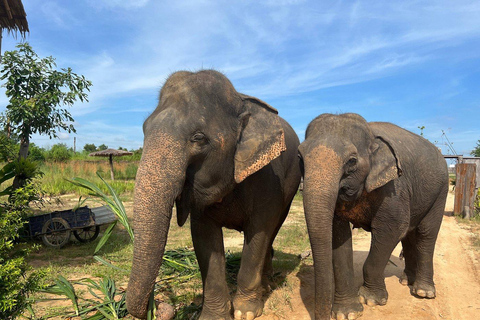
298,113 -> 448,320
126,70 -> 301,320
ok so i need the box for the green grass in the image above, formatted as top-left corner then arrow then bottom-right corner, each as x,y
27,196 -> 311,319
34,160 -> 137,197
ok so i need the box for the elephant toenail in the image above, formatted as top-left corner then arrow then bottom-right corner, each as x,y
336,312 -> 346,320
416,289 -> 426,297
246,311 -> 255,320
427,291 -> 435,298
359,296 -> 365,304
348,312 -> 357,319
234,310 -> 242,319
366,299 -> 376,306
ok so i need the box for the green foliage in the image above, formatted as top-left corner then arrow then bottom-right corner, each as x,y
27,143 -> 46,162
98,144 -> 108,151
471,139 -> 480,157
0,132 -> 18,162
68,173 -> 134,248
0,163 -> 44,319
0,42 -> 91,142
41,276 -> 129,320
83,143 -> 97,153
46,143 -> 73,162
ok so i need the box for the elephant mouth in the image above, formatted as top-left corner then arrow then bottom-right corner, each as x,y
339,186 -> 362,202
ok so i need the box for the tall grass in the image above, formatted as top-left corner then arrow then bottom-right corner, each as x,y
37,160 -> 138,196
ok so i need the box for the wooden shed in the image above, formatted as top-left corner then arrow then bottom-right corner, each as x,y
444,155 -> 480,218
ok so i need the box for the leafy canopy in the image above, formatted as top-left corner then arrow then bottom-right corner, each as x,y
0,42 -> 92,141
471,140 -> 480,157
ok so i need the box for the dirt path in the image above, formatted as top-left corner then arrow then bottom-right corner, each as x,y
258,190 -> 480,320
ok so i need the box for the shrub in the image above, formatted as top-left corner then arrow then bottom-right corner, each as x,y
27,143 -> 46,162
46,143 -> 72,162
0,163 -> 44,319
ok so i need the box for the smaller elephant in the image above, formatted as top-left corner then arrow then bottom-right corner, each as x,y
298,113 -> 448,320
126,70 -> 301,320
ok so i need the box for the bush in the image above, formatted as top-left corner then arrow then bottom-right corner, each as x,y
46,143 -> 72,162
83,143 -> 97,153
0,132 -> 19,162
0,163 -> 44,319
27,143 -> 46,162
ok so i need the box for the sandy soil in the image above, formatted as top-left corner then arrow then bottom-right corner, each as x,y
32,188 -> 480,320
257,189 -> 480,320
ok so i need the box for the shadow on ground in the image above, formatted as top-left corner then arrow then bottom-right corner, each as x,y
27,224 -> 132,269
297,250 -> 406,319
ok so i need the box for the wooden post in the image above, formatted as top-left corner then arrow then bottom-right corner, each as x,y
454,163 -> 476,218
109,154 -> 115,180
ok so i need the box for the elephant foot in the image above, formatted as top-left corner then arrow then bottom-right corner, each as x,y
358,285 -> 388,306
199,301 -> 233,320
412,281 -> 436,299
399,271 -> 415,286
199,313 -> 233,320
332,297 -> 364,320
261,274 -> 274,295
233,297 -> 263,320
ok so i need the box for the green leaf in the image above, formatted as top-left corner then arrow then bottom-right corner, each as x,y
42,276 -> 80,316
93,256 -> 129,273
94,221 -> 117,255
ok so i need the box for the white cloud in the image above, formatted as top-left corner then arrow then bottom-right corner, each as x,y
91,0 -> 150,9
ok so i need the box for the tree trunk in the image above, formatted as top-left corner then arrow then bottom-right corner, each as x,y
12,136 -> 30,190
109,154 -> 115,180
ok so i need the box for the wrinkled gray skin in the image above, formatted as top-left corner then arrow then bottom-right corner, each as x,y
298,113 -> 448,320
126,70 -> 301,320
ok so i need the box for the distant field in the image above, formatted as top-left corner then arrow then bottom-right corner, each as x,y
37,160 -> 138,198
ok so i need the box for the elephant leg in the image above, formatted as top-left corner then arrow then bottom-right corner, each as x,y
233,213 -> 283,320
411,195 -> 445,299
331,216 -> 364,319
191,216 -> 232,320
359,221 -> 404,307
261,246 -> 274,294
400,231 -> 417,286
261,205 -> 290,294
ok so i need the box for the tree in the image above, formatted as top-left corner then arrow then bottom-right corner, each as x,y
0,43 -> 91,188
471,140 -> 480,157
46,143 -> 72,162
98,144 -> 108,151
83,143 -> 97,153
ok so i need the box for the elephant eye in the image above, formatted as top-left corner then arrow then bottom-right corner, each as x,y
347,158 -> 357,166
346,157 -> 357,174
190,132 -> 206,142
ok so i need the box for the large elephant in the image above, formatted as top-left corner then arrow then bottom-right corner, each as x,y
298,113 -> 448,320
126,70 -> 301,320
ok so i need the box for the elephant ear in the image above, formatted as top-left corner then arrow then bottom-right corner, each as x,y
365,123 -> 403,193
234,94 -> 286,183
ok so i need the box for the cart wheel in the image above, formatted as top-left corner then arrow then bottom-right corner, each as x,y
73,226 -> 100,243
41,218 -> 71,248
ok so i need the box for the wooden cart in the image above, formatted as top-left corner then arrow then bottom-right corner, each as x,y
27,206 -> 117,248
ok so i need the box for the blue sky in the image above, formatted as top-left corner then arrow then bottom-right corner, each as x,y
1,0 -> 480,155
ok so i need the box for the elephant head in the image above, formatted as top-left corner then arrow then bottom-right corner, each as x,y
298,113 -> 402,319
126,70 -> 286,319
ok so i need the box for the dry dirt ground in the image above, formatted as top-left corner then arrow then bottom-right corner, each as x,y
256,188 -> 480,320
32,188 -> 480,320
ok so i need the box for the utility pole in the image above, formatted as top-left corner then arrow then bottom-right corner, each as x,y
73,137 -> 76,153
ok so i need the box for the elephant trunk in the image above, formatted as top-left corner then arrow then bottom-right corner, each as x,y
302,145 -> 342,320
126,132 -> 186,319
